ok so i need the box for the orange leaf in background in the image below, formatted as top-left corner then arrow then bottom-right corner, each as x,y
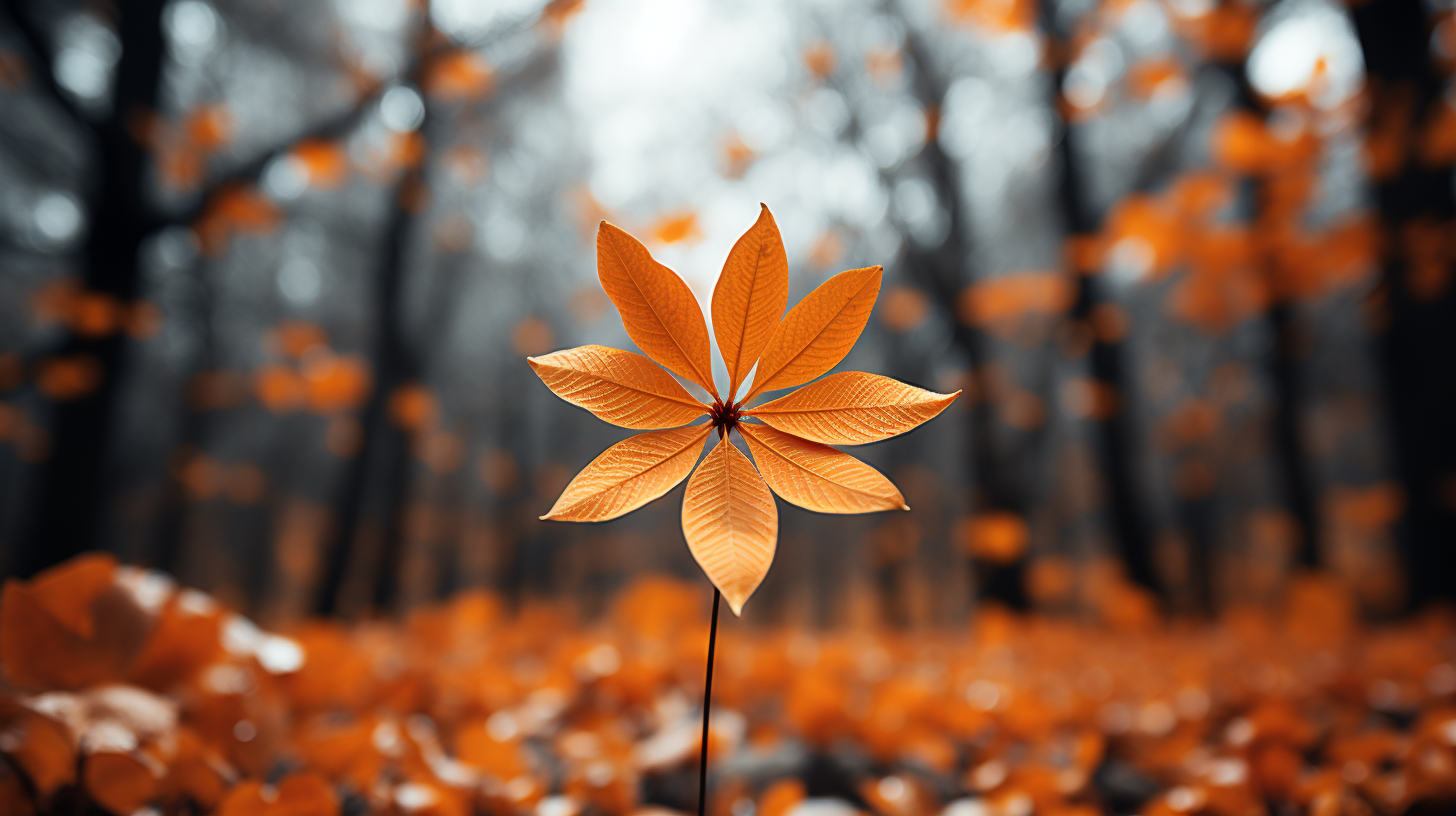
255,366 -> 305,413
957,272 -> 1074,332
84,750 -> 161,815
195,186 -> 280,257
803,42 -> 836,79
161,728 -> 233,809
946,0 -> 1036,32
127,591 -> 224,690
681,436 -> 778,615
511,317 -> 555,357
534,210 -> 955,613
747,372 -> 958,445
739,423 -> 906,514
0,702 -> 76,798
302,354 -> 371,414
0,765 -> 34,816
543,0 -> 586,27
216,772 -> 338,816
1420,100 -> 1456,166
0,48 -> 30,89
270,322 -> 328,358
529,346 -> 708,429
1177,0 -> 1257,62
651,212 -> 702,245
959,511 -> 1028,564
26,551 -> 115,639
542,424 -> 712,522
712,204 -> 789,400
1101,198 -> 1182,278
70,291 -> 121,338
291,140 -> 349,188
35,355 -> 102,402
426,50 -> 494,101
185,106 -> 231,151
746,266 -> 882,399
388,382 -> 438,432
0,555 -> 154,690
1126,57 -> 1186,100
597,222 -> 719,398
879,286 -> 929,332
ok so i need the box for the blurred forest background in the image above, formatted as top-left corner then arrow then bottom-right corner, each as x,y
0,0 -> 1453,629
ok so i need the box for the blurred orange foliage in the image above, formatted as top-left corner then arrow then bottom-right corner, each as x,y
0,555 -> 1452,816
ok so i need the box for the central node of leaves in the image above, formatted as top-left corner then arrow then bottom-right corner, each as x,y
708,398 -> 742,436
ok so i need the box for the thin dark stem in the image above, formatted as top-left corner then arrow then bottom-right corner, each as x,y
698,587 -> 720,816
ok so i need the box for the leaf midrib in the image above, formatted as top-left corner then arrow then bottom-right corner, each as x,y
558,427 -> 707,513
744,426 -> 885,501
544,355 -> 708,414
749,272 -> 877,399
608,238 -> 716,397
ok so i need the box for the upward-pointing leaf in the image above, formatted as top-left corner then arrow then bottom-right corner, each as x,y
681,435 -> 777,616
597,222 -> 718,399
529,345 -> 709,429
543,425 -> 712,522
745,371 -> 960,445
712,204 -> 789,401
739,423 -> 906,514
745,266 -> 882,400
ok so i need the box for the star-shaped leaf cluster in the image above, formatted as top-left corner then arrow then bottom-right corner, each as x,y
530,206 -> 959,614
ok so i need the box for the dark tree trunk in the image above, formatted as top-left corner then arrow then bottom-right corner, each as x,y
18,0 -> 168,577
897,23 -> 1028,609
316,38 -> 433,617
1351,0 -> 1456,609
1038,0 -> 1159,599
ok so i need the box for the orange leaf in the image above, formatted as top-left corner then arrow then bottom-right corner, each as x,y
680,435 -> 777,615
216,772 -> 338,816
543,424 -> 712,522
28,552 -> 115,639
712,204 -> 789,401
596,222 -> 718,399
0,703 -> 76,798
746,371 -> 958,445
746,266 -> 881,399
739,423 -> 905,514
83,750 -> 160,815
651,212 -> 702,245
528,345 -> 708,429
426,50 -> 495,102
0,559 -> 154,690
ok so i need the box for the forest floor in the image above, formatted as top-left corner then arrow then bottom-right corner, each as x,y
1,553 -> 1454,816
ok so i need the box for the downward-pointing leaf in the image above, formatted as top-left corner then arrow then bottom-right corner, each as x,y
746,266 -> 882,399
746,371 -> 960,445
739,423 -> 906,514
712,204 -> 789,401
597,222 -> 718,399
543,425 -> 712,522
681,435 -> 777,615
529,345 -> 709,429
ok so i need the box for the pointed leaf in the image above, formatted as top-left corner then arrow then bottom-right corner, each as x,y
745,371 -> 960,444
681,435 -> 778,615
597,222 -> 718,398
746,266 -> 882,399
739,423 -> 906,513
543,425 -> 712,522
712,204 -> 789,400
529,345 -> 709,429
